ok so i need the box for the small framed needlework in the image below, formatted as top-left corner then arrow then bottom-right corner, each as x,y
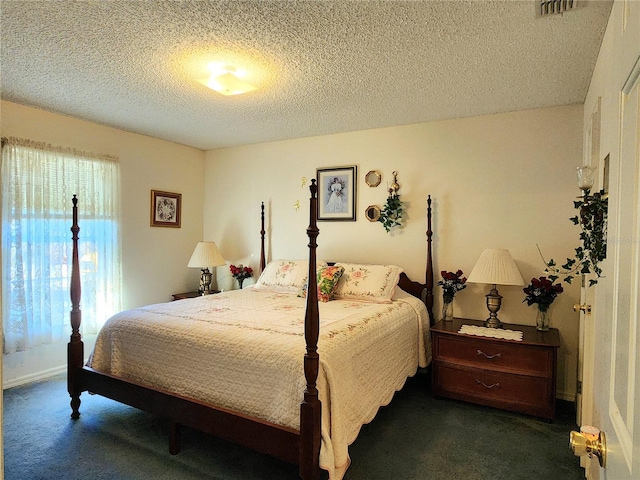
316,166 -> 357,221
151,190 -> 182,228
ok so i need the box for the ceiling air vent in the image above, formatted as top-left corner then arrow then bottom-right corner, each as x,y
537,0 -> 580,17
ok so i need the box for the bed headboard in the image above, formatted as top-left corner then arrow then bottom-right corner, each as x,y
321,197 -> 435,325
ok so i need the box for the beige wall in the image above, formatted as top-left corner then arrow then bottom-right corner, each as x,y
205,105 -> 584,400
1,100 -> 205,385
0,101 -> 585,399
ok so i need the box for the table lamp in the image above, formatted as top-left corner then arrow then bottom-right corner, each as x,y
187,242 -> 225,295
467,248 -> 524,328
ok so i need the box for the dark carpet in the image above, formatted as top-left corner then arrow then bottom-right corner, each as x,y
3,371 -> 583,479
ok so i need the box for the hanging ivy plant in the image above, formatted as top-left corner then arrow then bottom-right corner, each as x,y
378,191 -> 404,232
541,190 -> 608,287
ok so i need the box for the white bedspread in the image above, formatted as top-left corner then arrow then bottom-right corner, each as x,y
88,287 -> 431,479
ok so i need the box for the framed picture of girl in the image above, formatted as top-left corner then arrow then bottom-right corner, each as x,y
316,166 -> 357,221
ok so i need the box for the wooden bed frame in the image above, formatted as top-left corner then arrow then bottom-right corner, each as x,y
67,180 -> 434,480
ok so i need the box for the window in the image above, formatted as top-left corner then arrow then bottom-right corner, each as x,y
1,137 -> 121,354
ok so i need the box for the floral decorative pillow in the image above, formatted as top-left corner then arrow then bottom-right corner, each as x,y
299,265 -> 345,302
254,259 -> 327,294
332,263 -> 403,303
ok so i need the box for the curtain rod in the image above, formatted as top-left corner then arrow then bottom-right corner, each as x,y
1,136 -> 118,163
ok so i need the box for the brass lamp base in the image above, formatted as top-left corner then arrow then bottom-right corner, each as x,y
484,285 -> 504,329
199,268 -> 213,295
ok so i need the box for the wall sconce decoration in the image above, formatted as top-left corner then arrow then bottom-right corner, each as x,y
365,205 -> 381,222
293,177 -> 307,211
365,170 -> 382,187
378,171 -> 404,232
577,165 -> 596,193
539,165 -> 608,287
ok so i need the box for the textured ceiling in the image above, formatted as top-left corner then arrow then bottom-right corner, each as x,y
1,1 -> 613,150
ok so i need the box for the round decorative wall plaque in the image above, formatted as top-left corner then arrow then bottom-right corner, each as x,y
365,170 -> 382,187
365,205 -> 381,222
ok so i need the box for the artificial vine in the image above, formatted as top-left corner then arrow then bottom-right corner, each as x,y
378,171 -> 405,232
379,192 -> 404,232
542,190 -> 608,286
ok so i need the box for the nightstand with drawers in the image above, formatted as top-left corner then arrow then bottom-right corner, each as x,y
430,318 -> 560,420
172,290 -> 220,301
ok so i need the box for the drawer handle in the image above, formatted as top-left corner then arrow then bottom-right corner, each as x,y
477,349 -> 501,359
476,379 -> 500,389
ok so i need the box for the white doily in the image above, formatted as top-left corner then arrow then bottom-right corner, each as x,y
458,324 -> 523,341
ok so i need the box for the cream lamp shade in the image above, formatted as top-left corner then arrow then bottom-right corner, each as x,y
188,242 -> 225,295
467,249 -> 524,328
187,242 -> 225,269
467,249 -> 524,286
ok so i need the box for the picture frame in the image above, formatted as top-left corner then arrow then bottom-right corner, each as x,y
316,166 -> 357,221
150,190 -> 182,228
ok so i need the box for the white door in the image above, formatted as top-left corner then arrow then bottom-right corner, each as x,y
577,96 -> 602,428
584,58 -> 640,480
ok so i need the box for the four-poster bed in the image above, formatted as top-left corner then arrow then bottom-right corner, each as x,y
67,180 -> 435,479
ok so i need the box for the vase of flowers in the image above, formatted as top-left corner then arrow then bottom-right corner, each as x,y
535,308 -> 552,332
437,270 -> 467,321
230,264 -> 253,289
441,300 -> 454,322
523,276 -> 563,331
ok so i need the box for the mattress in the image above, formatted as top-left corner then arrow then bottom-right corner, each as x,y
88,286 -> 431,479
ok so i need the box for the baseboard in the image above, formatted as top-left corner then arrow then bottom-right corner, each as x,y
556,390 -> 576,402
2,364 -> 66,390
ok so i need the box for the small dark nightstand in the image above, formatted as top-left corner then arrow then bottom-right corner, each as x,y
172,290 -> 220,301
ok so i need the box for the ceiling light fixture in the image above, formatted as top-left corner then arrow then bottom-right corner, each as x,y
200,65 -> 257,96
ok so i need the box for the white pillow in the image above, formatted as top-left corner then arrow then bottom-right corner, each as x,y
254,259 -> 328,294
332,263 -> 403,303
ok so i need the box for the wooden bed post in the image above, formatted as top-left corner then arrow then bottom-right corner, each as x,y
396,194 -> 434,324
67,195 -> 84,419
260,202 -> 266,272
300,180 -> 321,480
425,195 -> 434,325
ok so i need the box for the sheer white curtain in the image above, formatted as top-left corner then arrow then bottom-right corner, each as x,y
1,137 -> 122,354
